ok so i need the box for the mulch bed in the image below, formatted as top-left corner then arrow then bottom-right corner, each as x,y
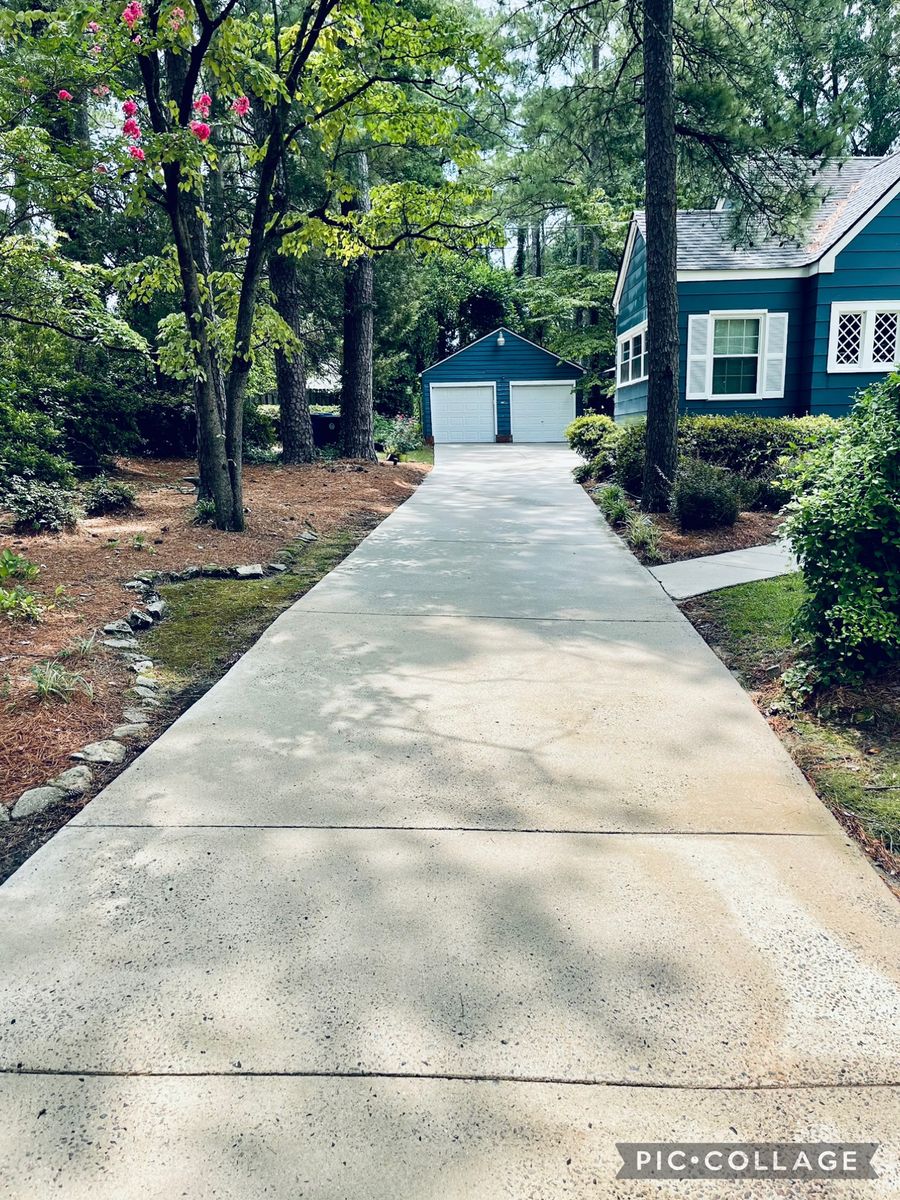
653,511 -> 783,562
0,457 -> 428,814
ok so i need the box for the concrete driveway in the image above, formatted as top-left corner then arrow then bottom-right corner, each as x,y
1,444 -> 898,1197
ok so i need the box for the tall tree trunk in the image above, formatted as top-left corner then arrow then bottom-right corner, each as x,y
269,248 -> 315,463
341,151 -> 376,461
531,222 -> 543,276
514,226 -> 527,277
641,0 -> 679,512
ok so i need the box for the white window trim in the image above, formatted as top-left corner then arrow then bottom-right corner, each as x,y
616,321 -> 648,388
827,301 -> 900,373
702,310 -> 768,401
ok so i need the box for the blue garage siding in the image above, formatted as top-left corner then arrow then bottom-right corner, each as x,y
421,329 -> 583,439
678,277 -> 807,418
809,193 -> 900,416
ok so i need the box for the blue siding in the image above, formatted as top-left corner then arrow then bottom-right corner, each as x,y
679,277 -> 807,418
421,329 -> 583,439
614,231 -> 649,420
809,193 -> 900,416
618,231 -> 647,334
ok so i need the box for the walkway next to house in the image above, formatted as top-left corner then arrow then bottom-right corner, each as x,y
0,444 -> 898,1198
650,540 -> 798,599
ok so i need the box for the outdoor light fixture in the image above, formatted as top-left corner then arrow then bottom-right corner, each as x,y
497,331 -> 505,346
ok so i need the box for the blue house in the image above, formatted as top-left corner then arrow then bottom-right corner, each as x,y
612,154 -> 900,421
421,328 -> 584,443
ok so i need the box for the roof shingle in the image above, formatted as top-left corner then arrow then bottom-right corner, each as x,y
633,155 -> 900,270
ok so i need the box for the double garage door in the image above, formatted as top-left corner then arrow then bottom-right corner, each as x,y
429,381 -> 575,443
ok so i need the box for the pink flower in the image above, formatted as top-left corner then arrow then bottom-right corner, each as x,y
87,20 -> 100,31
95,163 -> 108,173
122,117 -> 141,138
58,89 -> 73,101
189,119 -> 211,141
93,84 -> 110,96
231,95 -> 250,116
128,145 -> 145,161
121,1 -> 143,28
193,93 -> 212,116
123,99 -> 138,116
169,6 -> 185,28
89,44 -> 102,55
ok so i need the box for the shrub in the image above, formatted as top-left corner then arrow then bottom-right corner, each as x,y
243,399 -> 277,457
5,479 -> 80,533
784,375 -> 900,684
565,414 -> 617,459
625,512 -> 663,561
0,549 -> 40,582
378,414 -> 423,455
0,585 -> 44,622
596,483 -> 630,526
82,476 -> 138,516
612,421 -> 646,494
678,414 -> 842,479
672,460 -> 740,530
0,397 -> 74,488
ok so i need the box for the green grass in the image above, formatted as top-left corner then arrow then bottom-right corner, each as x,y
683,572 -> 900,870
143,523 -> 368,690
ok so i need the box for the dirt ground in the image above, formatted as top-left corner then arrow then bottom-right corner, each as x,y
0,457 -> 428,813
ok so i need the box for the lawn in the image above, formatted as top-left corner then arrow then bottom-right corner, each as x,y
683,574 -> 900,883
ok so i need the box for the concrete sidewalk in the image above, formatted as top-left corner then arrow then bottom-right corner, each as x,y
0,444 -> 898,1198
650,541 -> 799,599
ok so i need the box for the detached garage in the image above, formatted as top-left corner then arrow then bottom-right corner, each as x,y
421,328 -> 584,444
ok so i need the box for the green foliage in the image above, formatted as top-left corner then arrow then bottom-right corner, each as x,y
243,401 -> 277,455
596,483 -> 630,526
30,660 -> 92,702
0,549 -> 40,582
625,511 -> 663,562
565,414 -> 617,459
5,479 -> 80,533
192,499 -> 217,526
611,422 -> 647,494
0,396 -> 73,489
679,415 -> 842,479
784,376 -> 900,684
375,414 -> 423,454
0,585 -> 44,622
81,476 -> 137,516
673,460 -> 741,530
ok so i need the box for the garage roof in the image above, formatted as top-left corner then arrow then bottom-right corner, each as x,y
421,327 -> 584,375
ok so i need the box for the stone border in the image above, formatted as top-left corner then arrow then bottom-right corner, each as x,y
4,544 -> 318,824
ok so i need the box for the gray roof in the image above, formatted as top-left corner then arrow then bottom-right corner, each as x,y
633,155 -> 900,270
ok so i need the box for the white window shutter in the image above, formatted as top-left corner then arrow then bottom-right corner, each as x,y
686,315 -> 711,399
762,312 -> 789,397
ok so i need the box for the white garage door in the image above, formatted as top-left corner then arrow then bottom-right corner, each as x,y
430,383 -> 495,443
510,381 -> 576,442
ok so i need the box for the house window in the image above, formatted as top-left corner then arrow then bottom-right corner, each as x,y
711,317 -> 761,396
617,325 -> 648,386
828,303 -> 900,373
686,311 -> 788,401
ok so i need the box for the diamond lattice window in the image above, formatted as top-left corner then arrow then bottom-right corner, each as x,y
835,312 -> 863,365
872,312 -> 899,365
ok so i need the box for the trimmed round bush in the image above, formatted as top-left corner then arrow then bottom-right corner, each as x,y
672,460 -> 740,530
611,421 -> 646,494
784,375 -> 900,683
565,414 -> 617,459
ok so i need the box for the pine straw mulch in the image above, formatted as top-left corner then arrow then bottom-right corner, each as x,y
0,456 -> 428,816
652,510 -> 783,563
